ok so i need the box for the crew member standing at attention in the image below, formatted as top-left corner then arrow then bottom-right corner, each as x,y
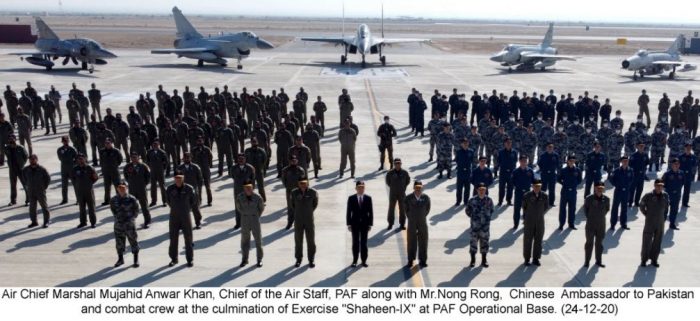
346,181 -> 373,268
662,159 -> 684,230
637,89 -> 651,128
377,116 -> 397,171
236,179 -> 265,268
22,154 -> 51,228
291,177 -> 319,268
511,155 -> 534,230
404,181 -> 431,268
557,155 -> 582,230
167,172 -> 197,268
497,138 -> 518,206
110,181 -> 140,268
583,182 -> 610,268
71,154 -> 99,229
522,179 -> 549,266
454,139 -> 475,206
465,183 -> 494,268
639,180 -> 669,268
385,158 -> 410,230
537,143 -> 559,207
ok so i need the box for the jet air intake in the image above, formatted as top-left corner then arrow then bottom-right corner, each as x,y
622,60 -> 630,69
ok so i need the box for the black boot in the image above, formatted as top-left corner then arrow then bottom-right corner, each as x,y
114,253 -> 124,267
133,252 -> 140,268
446,169 -> 452,179
481,253 -> 489,268
469,253 -> 476,268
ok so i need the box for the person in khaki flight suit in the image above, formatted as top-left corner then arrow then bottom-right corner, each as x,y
236,179 -> 265,268
404,181 -> 431,268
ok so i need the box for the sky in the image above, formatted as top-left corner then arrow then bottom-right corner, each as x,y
1,0 -> 699,24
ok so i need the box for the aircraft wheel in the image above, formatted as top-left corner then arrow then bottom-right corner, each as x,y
45,66 -> 52,71
81,61 -> 88,70
541,67 -> 546,71
633,74 -> 638,81
340,55 -> 346,65
508,67 -> 513,73
669,72 -> 675,79
237,65 -> 243,70
197,59 -> 204,67
380,56 -> 386,66
361,60 -> 366,68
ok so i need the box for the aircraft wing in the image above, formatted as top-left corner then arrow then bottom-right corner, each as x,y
375,38 -> 431,45
150,48 -> 213,54
8,51 -> 58,56
651,60 -> 684,66
300,37 -> 354,46
521,52 -> 577,61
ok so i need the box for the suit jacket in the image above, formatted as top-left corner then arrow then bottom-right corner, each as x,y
346,194 -> 374,228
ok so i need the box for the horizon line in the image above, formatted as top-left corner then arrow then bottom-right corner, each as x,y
1,10 -> 700,28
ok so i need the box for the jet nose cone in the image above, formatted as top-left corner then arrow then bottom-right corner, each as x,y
622,60 -> 630,69
490,54 -> 503,62
256,39 -> 274,50
98,49 -> 118,58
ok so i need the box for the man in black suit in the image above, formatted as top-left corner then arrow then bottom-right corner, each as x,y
346,181 -> 373,268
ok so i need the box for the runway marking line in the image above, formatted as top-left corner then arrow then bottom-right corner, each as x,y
364,78 -> 425,287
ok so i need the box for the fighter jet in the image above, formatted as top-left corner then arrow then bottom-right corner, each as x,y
300,6 -> 430,68
621,35 -> 696,80
151,7 -> 274,70
9,17 -> 116,73
489,23 -> 576,72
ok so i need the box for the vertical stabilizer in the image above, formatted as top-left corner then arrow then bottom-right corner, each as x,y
381,3 -> 385,38
541,23 -> 554,48
668,35 -> 683,55
172,6 -> 202,39
35,17 -> 59,40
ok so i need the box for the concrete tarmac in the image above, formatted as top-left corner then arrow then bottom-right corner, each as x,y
0,44 -> 699,287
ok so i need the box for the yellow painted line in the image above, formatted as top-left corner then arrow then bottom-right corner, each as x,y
364,78 -> 424,287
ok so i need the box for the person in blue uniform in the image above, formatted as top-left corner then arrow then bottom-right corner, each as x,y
629,143 -> 650,207
662,159 -> 684,230
537,143 -> 560,207
511,155 -> 535,229
471,157 -> 494,195
454,139 -> 476,206
679,143 -> 698,208
557,155 -> 582,230
497,138 -> 518,206
608,156 -> 634,230
584,142 -> 607,197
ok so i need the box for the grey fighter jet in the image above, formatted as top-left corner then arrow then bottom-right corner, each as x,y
9,17 -> 117,73
151,7 -> 274,70
489,23 -> 576,72
621,35 -> 696,80
300,6 -> 430,68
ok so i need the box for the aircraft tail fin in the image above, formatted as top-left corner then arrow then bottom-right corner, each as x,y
667,35 -> 683,55
381,3 -> 384,38
541,22 -> 554,48
172,6 -> 202,39
35,17 -> 59,40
